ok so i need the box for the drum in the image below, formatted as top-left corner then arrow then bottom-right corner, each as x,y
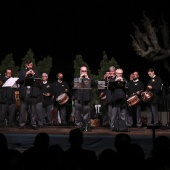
56,93 -> 69,105
127,94 -> 140,107
141,91 -> 153,102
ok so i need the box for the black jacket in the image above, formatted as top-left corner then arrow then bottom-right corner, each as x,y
17,68 -> 41,99
0,76 -> 16,104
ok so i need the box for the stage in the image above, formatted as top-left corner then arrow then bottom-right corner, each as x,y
1,124 -> 170,157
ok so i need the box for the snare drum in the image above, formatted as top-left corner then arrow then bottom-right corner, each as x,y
127,94 -> 140,107
56,93 -> 69,105
141,91 -> 153,102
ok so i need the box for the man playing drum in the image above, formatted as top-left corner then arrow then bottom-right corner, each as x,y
146,68 -> 162,126
51,72 -> 70,125
126,71 -> 144,128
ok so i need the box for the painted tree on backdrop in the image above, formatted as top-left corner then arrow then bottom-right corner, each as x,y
0,53 -> 19,77
73,52 -> 120,108
98,51 -> 119,80
73,54 -> 91,77
0,48 -> 52,77
20,48 -> 52,75
131,12 -> 170,75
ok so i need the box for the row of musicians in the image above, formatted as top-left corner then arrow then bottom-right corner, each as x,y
97,67 -> 163,130
0,68 -> 70,129
0,64 -> 163,131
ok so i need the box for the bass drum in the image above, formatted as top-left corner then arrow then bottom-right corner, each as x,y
127,94 -> 140,107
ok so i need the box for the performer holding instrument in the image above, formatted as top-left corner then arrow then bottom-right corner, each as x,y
98,68 -> 115,127
126,71 -> 144,128
72,66 -> 96,131
36,73 -> 53,127
145,68 -> 163,126
0,69 -> 16,127
51,72 -> 70,125
106,67 -> 128,131
17,59 -> 40,129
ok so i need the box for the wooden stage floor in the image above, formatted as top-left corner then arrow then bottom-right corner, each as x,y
0,124 -> 170,135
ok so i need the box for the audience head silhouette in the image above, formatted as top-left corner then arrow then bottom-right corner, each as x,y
114,133 -> 131,153
34,132 -> 50,148
0,133 -> 8,152
69,128 -> 83,147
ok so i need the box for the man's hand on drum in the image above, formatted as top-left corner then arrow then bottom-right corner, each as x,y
147,85 -> 152,89
136,91 -> 141,95
43,93 -> 50,96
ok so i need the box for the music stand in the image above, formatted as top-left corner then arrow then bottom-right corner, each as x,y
97,81 -> 106,89
73,78 -> 91,89
24,78 -> 42,87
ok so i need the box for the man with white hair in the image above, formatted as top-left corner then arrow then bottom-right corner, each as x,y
106,67 -> 128,131
36,73 -> 53,127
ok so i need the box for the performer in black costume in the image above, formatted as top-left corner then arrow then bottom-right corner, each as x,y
106,68 -> 128,131
17,59 -> 41,129
146,68 -> 163,126
72,66 -> 96,131
36,73 -> 53,127
0,69 -> 16,127
126,71 -> 144,128
98,67 -> 116,126
51,72 -> 70,125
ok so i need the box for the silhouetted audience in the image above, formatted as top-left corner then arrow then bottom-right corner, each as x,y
145,135 -> 170,170
114,133 -> 131,156
114,133 -> 132,169
2,129 -> 170,170
45,144 -> 64,170
126,143 -> 145,170
62,128 -> 98,170
19,132 -> 50,170
0,133 -> 21,170
98,148 -> 117,170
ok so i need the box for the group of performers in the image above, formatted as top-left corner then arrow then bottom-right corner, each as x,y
0,60 -> 163,131
98,67 -> 162,131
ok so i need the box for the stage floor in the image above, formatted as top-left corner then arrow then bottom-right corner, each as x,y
1,125 -> 170,157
